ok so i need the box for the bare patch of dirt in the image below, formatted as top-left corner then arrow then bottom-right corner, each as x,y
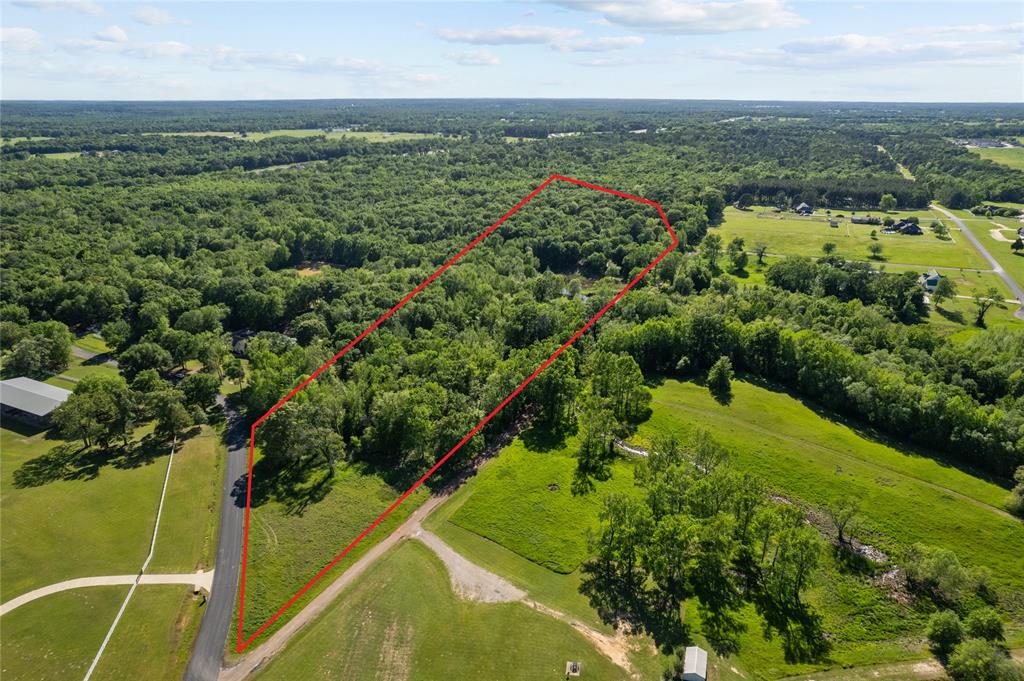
376,620 -> 413,681
414,530 -> 525,603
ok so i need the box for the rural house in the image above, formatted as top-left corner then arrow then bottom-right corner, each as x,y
884,219 -> 923,235
851,215 -> 881,225
0,376 -> 72,428
795,202 -> 813,215
918,270 -> 942,293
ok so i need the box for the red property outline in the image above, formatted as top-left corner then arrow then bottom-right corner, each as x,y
236,174 -> 680,651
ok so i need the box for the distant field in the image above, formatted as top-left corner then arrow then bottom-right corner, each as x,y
970,146 -> 1024,171
0,586 -> 126,681
150,129 -> 440,142
252,540 -> 632,681
1,136 -> 52,145
717,207 -> 984,269
947,208 -> 1024,291
636,379 -> 1024,593
240,463 -> 427,641
449,436 -> 639,574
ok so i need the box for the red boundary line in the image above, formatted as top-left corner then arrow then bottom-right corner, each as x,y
236,173 -> 679,651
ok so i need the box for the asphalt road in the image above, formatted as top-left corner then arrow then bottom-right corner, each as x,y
184,397 -> 248,681
932,204 -> 1024,320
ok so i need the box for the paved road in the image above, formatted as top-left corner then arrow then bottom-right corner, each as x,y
185,398 -> 249,681
0,571 -> 213,616
932,204 -> 1024,320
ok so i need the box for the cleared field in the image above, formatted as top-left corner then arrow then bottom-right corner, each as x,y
927,296 -> 1022,341
970,146 -> 1024,171
240,464 -> 427,641
636,379 -> 1024,593
0,424 -> 223,600
449,436 -> 639,574
717,207 -> 984,269
0,585 -> 126,681
252,540 -> 631,681
91,585 -> 203,681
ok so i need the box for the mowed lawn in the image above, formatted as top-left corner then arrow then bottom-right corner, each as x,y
91,585 -> 204,681
969,146 -> 1024,171
635,379 -> 1024,595
948,208 -> 1024,292
253,540 -> 631,681
716,207 -> 985,269
240,464 -> 427,642
449,437 -> 640,574
0,586 -> 126,681
0,424 -> 224,600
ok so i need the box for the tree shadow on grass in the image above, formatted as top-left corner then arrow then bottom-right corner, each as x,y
12,432 -> 175,489
934,306 -> 965,325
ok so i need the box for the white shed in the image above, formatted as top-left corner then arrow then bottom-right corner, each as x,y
682,646 -> 708,681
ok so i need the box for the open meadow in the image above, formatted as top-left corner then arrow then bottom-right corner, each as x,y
252,540 -> 633,681
969,146 -> 1024,171
716,207 -> 985,269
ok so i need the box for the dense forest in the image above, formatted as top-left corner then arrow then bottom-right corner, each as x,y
2,103 -> 1023,668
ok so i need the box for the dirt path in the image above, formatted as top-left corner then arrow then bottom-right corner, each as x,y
654,399 -> 1019,522
0,570 -> 214,616
218,494 -> 448,681
411,526 -> 638,677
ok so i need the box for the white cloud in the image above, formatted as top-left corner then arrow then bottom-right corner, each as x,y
438,25 -> 583,45
132,6 -> 188,26
444,49 -> 501,66
907,22 -> 1024,35
11,0 -> 103,15
561,35 -> 644,51
706,33 -> 1021,70
1,27 -> 45,52
574,55 -> 642,67
549,0 -> 806,34
94,25 -> 128,43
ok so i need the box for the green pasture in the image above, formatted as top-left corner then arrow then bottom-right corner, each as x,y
945,208 -> 1024,291
716,207 -> 984,269
970,146 -> 1024,171
253,540 -> 632,681
0,586 -> 126,681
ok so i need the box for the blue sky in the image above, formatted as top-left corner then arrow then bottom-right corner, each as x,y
1,0 -> 1021,101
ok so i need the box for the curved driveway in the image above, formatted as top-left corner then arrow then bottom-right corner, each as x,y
0,571 -> 214,616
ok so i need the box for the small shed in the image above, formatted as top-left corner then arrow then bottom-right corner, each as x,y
682,646 -> 708,681
0,377 -> 72,428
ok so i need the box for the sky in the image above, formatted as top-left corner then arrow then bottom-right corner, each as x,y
1,0 -> 1022,101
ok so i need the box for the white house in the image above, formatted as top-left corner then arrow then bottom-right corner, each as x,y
918,270 -> 942,293
682,646 -> 708,681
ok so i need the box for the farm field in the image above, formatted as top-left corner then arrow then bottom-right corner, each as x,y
969,146 -> 1024,171
239,463 -> 427,642
251,540 -> 633,681
0,586 -> 127,681
716,207 -> 984,269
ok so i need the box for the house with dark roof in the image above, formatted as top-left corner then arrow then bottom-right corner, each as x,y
0,377 -> 72,428
795,202 -> 813,215
918,270 -> 942,293
851,215 -> 881,225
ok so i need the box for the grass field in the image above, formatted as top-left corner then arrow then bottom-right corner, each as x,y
0,586 -> 127,681
253,540 -> 633,681
717,207 -> 985,269
0,424 -> 223,599
636,379 -> 1024,594
449,437 -> 638,574
240,463 -> 427,641
947,209 -> 1024,291
90,585 -> 203,681
969,146 -> 1024,171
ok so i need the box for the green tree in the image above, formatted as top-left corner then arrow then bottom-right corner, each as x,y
826,498 -> 860,546
180,372 -> 220,409
947,639 -> 1022,681
572,396 -> 618,496
932,277 -> 957,307
1012,237 -> 1023,253
119,342 -> 173,379
151,390 -> 191,441
964,607 -> 1005,642
879,193 -> 897,212
821,242 -> 837,256
973,287 -> 1006,327
868,242 -> 884,260
727,237 -> 748,272
926,610 -> 963,656
753,243 -> 769,266
701,233 -> 723,270
707,356 -> 733,404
